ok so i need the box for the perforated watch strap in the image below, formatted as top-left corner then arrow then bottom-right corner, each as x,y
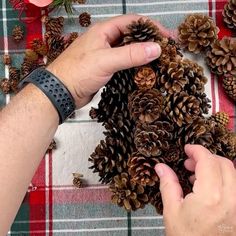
19,68 -> 76,124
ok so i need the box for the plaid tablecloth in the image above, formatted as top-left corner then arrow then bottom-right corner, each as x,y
0,0 -> 235,235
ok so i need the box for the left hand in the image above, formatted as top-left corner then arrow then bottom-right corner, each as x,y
47,14 -> 173,108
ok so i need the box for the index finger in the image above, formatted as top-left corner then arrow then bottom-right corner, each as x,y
96,14 -> 173,45
184,144 -> 223,196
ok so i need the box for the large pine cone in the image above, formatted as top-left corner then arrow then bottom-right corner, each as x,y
177,117 -> 215,149
30,38 -> 48,56
206,37 -> 236,76
134,66 -> 156,90
89,136 -> 128,184
128,152 -> 159,186
128,89 -> 164,123
223,74 -> 236,101
223,0 -> 236,29
47,36 -> 66,63
164,91 -> 201,127
123,18 -> 161,44
178,14 -> 219,53
90,69 -> 136,123
134,121 -> 174,157
109,172 -> 149,211
157,61 -> 188,94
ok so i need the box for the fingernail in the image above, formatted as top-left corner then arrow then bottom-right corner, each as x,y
144,43 -> 161,59
155,165 -> 164,177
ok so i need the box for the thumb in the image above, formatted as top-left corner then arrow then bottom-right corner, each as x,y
99,42 -> 161,74
155,163 -> 183,213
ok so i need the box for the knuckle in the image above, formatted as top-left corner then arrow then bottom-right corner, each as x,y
205,191 -> 222,207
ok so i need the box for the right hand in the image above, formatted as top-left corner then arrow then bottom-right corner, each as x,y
155,145 -> 236,236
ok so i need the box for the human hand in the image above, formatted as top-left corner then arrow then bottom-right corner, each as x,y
47,15 -> 173,108
155,145 -> 236,236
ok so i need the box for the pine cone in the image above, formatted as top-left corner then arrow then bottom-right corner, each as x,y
181,59 -> 208,95
24,49 -> 39,62
21,58 -> 38,78
9,66 -> 20,93
211,111 -> 230,127
163,145 -> 181,163
47,36 -> 65,63
164,91 -> 201,127
134,66 -> 156,90
206,37 -> 236,76
79,12 -> 91,27
128,89 -> 164,123
157,61 -> 188,94
109,172 -> 149,211
30,38 -> 48,56
89,136 -> 128,184
0,79 -> 11,94
92,69 -> 136,123
42,16 -> 64,38
65,32 -> 79,48
123,18 -> 162,45
2,54 -> 11,65
12,25 -> 24,42
128,152 -> 159,186
134,121 -> 174,157
47,139 -> 57,152
148,188 -> 163,215
177,117 -> 215,149
72,173 -> 83,188
223,0 -> 236,29
223,74 -> 236,101
178,14 -> 219,53
197,92 -> 211,115
157,37 -> 183,70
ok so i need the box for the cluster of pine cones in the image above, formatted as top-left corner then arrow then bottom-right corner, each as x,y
89,18 -> 236,214
178,0 -> 236,102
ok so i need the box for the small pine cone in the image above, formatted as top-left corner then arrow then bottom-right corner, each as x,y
128,152 -> 159,186
178,14 -> 219,53
222,0 -> 236,29
109,172 -> 149,211
134,66 -> 156,90
212,111 -> 230,127
47,139 -> 57,152
65,32 -> 79,48
72,173 -> 83,188
21,58 -> 38,78
2,55 -> 12,65
177,117 -> 215,149
223,74 -> 236,101
163,145 -> 181,163
182,59 -> 208,95
157,61 -> 188,94
134,121 -> 174,157
12,25 -> 24,42
47,36 -> 65,63
25,49 -> 39,62
164,91 -> 201,127
157,37 -> 183,70
128,89 -> 164,123
42,16 -> 64,38
30,38 -> 48,56
79,12 -> 91,27
89,107 -> 98,119
123,18 -> 162,45
9,66 -> 20,92
0,79 -> 11,94
89,136 -> 128,184
148,188 -> 163,215
206,37 -> 236,76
